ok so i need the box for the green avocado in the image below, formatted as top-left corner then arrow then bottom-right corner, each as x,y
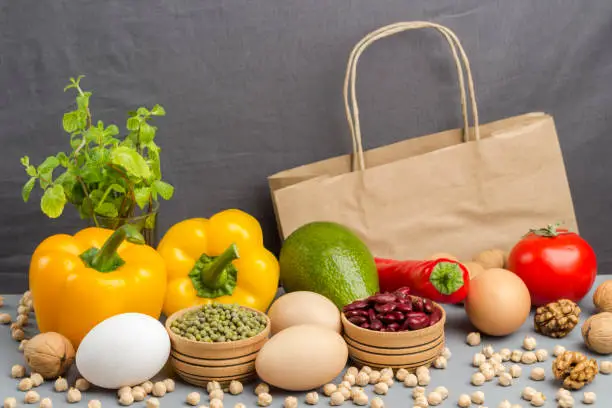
279,221 -> 379,309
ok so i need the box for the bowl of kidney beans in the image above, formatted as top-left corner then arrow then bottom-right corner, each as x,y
342,287 -> 444,333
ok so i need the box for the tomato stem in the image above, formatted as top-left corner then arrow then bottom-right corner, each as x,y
528,223 -> 563,238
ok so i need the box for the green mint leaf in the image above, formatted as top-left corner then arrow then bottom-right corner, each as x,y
136,107 -> 149,116
38,170 -> 53,189
56,152 -> 70,167
110,146 -> 151,179
37,156 -> 60,174
78,197 -> 94,219
150,104 -> 166,116
127,110 -> 138,117
89,188 -> 104,204
105,124 -> 119,136
25,165 -> 37,177
20,156 -> 29,167
63,111 -> 80,133
22,177 -> 36,202
134,187 -> 151,209
80,165 -> 104,184
85,127 -> 104,144
139,122 -> 156,143
70,138 -> 82,149
41,184 -> 66,218
126,117 -> 140,131
145,213 -> 157,229
95,202 -> 118,217
144,142 -> 161,178
152,180 -> 174,200
109,183 -> 125,194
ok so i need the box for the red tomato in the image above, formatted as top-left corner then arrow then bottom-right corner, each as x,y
507,225 -> 597,306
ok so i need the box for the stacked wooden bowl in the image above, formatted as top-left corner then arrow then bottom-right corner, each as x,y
165,305 -> 271,387
341,301 -> 446,370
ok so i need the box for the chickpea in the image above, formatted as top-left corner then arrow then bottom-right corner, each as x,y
433,386 -> 448,400
556,388 -> 571,400
337,387 -> 350,400
466,332 -> 481,346
132,386 -> 146,402
457,394 -> 471,408
427,391 -> 442,406
360,366 -> 372,374
471,372 -> 486,386
553,345 -> 566,356
499,348 -> 511,361
522,386 -> 537,401
283,396 -> 298,408
254,383 -> 269,396
11,364 -> 25,378
228,380 -> 243,395
162,378 -> 175,392
472,352 -> 486,367
498,372 -> 513,387
118,386 -> 132,397
18,378 -> 33,391
600,360 -> 612,374
3,397 -> 17,408
510,350 -> 523,363
186,392 -> 200,406
583,392 -> 596,404
394,368 -> 408,381
55,377 -> 69,392
380,367 -> 393,377
368,371 -> 381,385
88,400 -> 102,408
442,347 -> 452,360
66,388 -> 82,404
0,313 -> 11,324
118,392 -> 134,406
257,392 -> 272,407
490,353 -> 503,364
521,351 -> 537,364
535,349 -> 548,362
346,366 -> 359,377
522,336 -> 537,351
207,381 -> 222,393
403,374 -> 418,387
370,397 -> 384,408
23,390 -> 40,404
433,356 -> 447,369
146,397 -> 160,408
323,384 -> 337,396
481,366 -> 495,381
75,378 -> 90,391
558,396 -> 575,408
530,392 -> 545,407
355,372 -> 369,387
152,382 -> 166,398
141,381 -> 154,394
529,367 -> 545,381
482,344 -> 494,358
353,392 -> 368,406
471,391 -> 485,405
305,391 -> 319,405
210,399 -> 223,408
234,404 -> 246,408
343,373 -> 356,386
18,339 -> 28,352
498,401 -> 511,408
412,386 -> 426,399
30,372 -> 43,387
415,366 -> 429,378
40,397 -> 53,408
373,382 -> 388,395
209,389 -> 224,401
414,396 -> 428,408
417,373 -> 430,386
509,364 -> 522,378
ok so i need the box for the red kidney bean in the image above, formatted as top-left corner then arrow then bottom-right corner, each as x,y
368,293 -> 397,304
399,317 -> 412,331
412,297 -> 424,312
360,322 -> 371,330
405,312 -> 430,330
423,299 -> 434,314
396,297 -> 411,304
349,316 -> 367,326
395,287 -> 411,297
370,319 -> 383,331
367,308 -> 376,323
386,323 -> 400,332
395,302 -> 413,313
343,300 -> 369,311
429,307 -> 442,325
381,313 -> 399,323
374,302 -> 396,313
344,310 -> 369,318
390,311 -> 405,321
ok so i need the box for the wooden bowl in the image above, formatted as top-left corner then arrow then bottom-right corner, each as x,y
341,301 -> 446,370
165,304 -> 271,387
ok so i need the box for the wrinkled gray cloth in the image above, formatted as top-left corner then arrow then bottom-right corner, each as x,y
1,0 -> 611,292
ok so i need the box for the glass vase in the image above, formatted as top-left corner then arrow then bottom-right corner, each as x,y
92,205 -> 159,247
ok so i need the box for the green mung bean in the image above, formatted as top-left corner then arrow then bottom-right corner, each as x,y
170,303 -> 267,343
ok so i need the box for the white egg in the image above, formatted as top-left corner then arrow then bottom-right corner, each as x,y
76,313 -> 170,389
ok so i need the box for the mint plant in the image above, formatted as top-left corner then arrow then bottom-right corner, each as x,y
20,75 -> 174,227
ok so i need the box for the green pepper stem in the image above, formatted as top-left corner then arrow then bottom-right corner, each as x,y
429,261 -> 464,295
90,224 -> 145,271
200,244 -> 240,289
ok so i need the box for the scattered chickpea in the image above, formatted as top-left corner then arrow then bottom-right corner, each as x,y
553,345 -> 566,357
23,390 -> 40,404
305,391 -> 319,405
442,347 -> 452,360
583,392 -> 596,404
152,382 -> 166,398
352,392 -> 368,406
162,378 -> 175,392
329,391 -> 344,406
281,396 -> 297,408
510,405 -> 522,408
471,391 -> 485,405
490,353 -> 503,364
466,332 -> 481,346
394,368 -> 408,381
75,378 -> 90,391
534,349 -> 548,362
529,367 -> 545,381
498,372 -> 513,387
118,392 -> 134,406
343,373 -> 356,386
0,313 -> 11,324
30,372 -> 43,387
88,400 -> 102,408
412,386 -> 426,399
522,386 -> 537,401
11,364 -> 25,378
210,399 -> 223,408
370,397 -> 384,408
18,378 -> 33,391
18,339 -> 28,352
482,344 -> 494,358
433,386 -> 448,400
207,381 -> 221,393
40,397 -> 53,408
226,380 -> 242,395
403,374 -> 418,387
372,381 -> 388,396
350,387 -> 364,399
323,384 -> 337,396
472,353 -> 486,367
471,372 -> 486,386
360,366 -> 372,374
337,387 -> 350,400
458,394 -> 471,407
346,366 -> 359,377
493,362 -> 506,377
413,396 -> 428,408
481,366 -> 495,381
3,397 -> 17,408
509,364 -> 522,378
55,377 -> 69,392
433,356 -> 447,369
17,305 -> 28,315
556,388 -> 571,401
558,395 -> 574,408
118,387 -> 132,397
146,397 -> 160,408
16,314 -> 28,326
355,372 -> 369,387
522,336 -> 536,351
380,367 -> 393,377
66,388 -> 82,404
530,392 -> 545,407
510,350 -> 523,363
209,389 -> 224,401
498,401 -> 511,408
368,371 -> 381,385
600,360 -> 612,374
521,351 -> 537,365
132,387 -> 146,402
417,373 -> 430,386
10,322 -> 21,331
186,392 -> 200,406
427,391 -> 442,406
254,383 -> 269,396
141,381 -> 153,394
499,348 -> 511,361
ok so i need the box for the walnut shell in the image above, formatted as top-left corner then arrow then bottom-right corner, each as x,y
24,332 -> 75,379
462,262 -> 485,280
473,249 -> 506,270
582,312 -> 612,354
552,350 -> 598,390
593,280 -> 612,313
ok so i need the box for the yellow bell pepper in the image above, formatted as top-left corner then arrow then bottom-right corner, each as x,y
29,225 -> 167,348
157,209 -> 279,316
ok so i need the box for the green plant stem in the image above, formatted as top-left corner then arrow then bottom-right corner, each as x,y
87,224 -> 144,272
200,244 -> 240,289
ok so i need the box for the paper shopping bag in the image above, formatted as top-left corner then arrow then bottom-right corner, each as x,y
268,21 -> 578,261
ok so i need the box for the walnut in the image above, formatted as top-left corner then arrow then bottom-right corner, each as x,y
593,280 -> 612,312
472,248 -> 506,269
582,312 -> 612,354
552,350 -> 598,390
24,332 -> 75,379
534,299 -> 580,338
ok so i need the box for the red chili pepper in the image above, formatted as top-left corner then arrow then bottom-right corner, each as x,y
375,257 -> 469,304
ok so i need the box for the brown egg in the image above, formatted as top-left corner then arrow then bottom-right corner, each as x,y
267,291 -> 341,335
464,268 -> 531,336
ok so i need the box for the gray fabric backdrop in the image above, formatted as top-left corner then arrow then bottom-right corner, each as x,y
1,1 -> 611,293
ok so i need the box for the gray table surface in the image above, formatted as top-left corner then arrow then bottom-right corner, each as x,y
2,277 -> 612,407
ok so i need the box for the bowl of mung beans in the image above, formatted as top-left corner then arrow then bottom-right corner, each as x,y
165,303 -> 271,387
